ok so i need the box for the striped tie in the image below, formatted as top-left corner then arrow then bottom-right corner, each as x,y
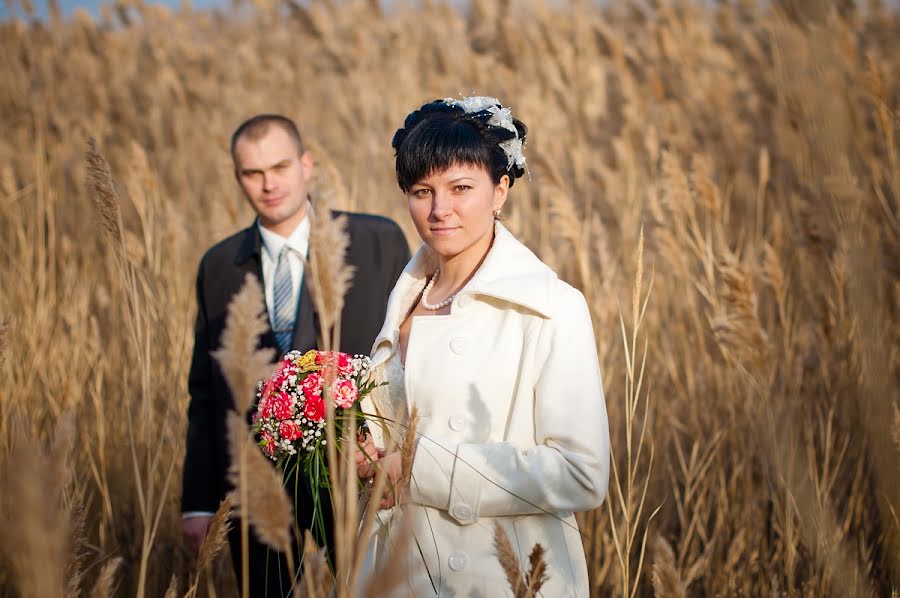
272,246 -> 295,355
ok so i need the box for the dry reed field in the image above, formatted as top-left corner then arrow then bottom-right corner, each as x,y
1,0 -> 898,595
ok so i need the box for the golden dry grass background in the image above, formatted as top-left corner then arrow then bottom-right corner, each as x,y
0,0 -> 898,596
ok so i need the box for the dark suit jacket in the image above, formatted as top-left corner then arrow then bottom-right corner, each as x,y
181,211 -> 410,515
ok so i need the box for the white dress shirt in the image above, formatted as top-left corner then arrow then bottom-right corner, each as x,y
258,215 -> 311,330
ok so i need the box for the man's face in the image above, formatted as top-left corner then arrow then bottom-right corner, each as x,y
234,126 -> 313,236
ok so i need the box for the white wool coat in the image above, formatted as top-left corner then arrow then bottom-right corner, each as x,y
361,222 -> 609,598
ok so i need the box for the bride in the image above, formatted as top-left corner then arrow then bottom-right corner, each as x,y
359,96 -> 609,597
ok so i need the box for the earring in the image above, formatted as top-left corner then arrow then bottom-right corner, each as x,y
493,208 -> 502,219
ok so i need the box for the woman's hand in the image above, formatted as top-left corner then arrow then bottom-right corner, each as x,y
354,432 -> 381,479
373,451 -> 405,510
354,433 -> 411,509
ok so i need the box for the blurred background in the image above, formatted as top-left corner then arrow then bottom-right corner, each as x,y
0,0 -> 897,596
5,0 -> 900,22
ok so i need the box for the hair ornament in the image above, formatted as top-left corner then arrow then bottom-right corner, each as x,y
441,96 -> 527,172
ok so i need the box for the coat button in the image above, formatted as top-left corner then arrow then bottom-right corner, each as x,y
448,551 -> 468,571
457,295 -> 473,308
450,503 -> 474,522
448,415 -> 465,431
450,337 -> 467,355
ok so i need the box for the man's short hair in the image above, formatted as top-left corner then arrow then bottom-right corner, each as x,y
230,114 -> 305,164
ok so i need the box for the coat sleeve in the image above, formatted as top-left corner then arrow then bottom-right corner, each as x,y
407,284 -> 610,522
181,257 -> 218,513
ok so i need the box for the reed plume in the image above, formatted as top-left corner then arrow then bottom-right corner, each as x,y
493,521 -> 525,596
90,557 -> 123,598
524,543 -> 549,597
651,536 -> 686,598
163,575 -> 179,598
713,250 -> 768,370
306,192 -> 355,351
197,498 -> 234,574
301,530 -> 328,598
212,273 -> 278,415
492,521 -> 549,598
226,413 -> 293,555
64,499 -> 89,596
51,412 -> 88,594
84,138 -> 124,246
214,274 -> 283,597
185,498 -> 233,598
304,185 -> 358,597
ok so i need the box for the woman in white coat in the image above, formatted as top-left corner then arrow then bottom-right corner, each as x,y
359,97 -> 609,597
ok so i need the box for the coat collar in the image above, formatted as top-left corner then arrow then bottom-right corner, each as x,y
371,221 -> 557,359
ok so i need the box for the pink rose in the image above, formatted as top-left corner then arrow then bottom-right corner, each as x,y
304,394 -> 325,422
279,421 -> 302,441
269,391 -> 295,421
333,379 -> 358,409
336,353 -> 353,376
301,372 -> 323,398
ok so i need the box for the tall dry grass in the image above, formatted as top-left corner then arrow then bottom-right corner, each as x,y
0,0 -> 897,596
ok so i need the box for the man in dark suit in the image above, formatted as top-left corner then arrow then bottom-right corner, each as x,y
180,114 -> 409,596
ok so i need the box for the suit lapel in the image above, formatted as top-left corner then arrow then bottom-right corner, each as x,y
234,223 -> 280,354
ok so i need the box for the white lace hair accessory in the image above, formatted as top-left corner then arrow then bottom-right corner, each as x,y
442,96 -> 526,172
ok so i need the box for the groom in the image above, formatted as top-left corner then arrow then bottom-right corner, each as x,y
180,114 -> 409,596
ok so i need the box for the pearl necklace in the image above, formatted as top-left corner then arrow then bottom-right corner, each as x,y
421,269 -> 457,311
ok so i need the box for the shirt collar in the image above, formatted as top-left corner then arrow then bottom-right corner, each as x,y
257,208 -> 311,261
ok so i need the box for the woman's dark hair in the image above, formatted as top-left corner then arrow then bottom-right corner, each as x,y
392,99 -> 527,192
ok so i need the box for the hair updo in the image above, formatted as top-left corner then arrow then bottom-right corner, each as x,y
392,98 -> 528,193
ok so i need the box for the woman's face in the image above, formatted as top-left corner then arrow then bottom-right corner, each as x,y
407,163 -> 509,265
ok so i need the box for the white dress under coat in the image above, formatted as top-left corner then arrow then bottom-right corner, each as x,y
361,222 -> 610,598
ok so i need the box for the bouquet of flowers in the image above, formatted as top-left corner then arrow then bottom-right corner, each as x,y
252,349 -> 381,489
